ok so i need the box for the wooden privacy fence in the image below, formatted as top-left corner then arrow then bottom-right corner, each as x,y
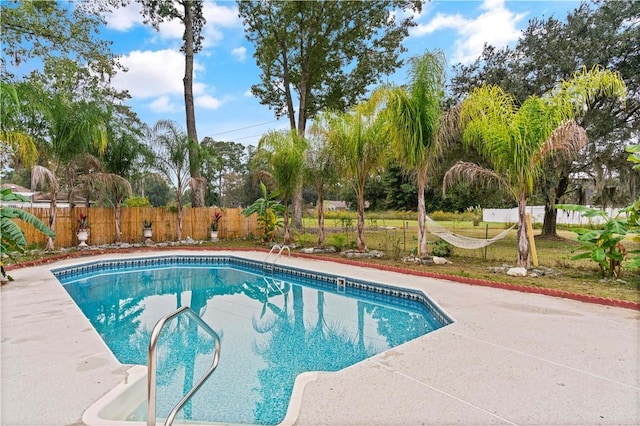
17,207 -> 258,249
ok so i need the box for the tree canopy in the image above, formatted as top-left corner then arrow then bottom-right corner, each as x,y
238,0 -> 423,136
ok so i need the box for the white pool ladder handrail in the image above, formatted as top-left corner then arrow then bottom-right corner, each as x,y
263,244 -> 290,270
147,306 -> 221,426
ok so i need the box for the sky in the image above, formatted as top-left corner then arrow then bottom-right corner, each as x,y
99,0 -> 582,147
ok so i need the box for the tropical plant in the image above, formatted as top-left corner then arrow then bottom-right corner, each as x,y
79,172 -> 132,243
30,165 -> 58,250
377,50 -> 448,256
0,188 -> 55,281
77,213 -> 89,230
242,181 -> 284,243
557,201 -> 640,278
627,144 -> 640,170
317,97 -> 389,251
303,131 -> 337,247
444,66 -> 626,267
257,130 -> 307,244
0,82 -> 38,168
143,219 -> 153,229
210,210 -> 223,232
146,120 -> 193,240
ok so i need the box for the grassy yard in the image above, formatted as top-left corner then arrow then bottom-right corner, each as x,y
293,216 -> 640,303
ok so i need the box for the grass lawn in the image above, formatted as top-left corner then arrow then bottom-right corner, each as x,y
293,218 -> 640,303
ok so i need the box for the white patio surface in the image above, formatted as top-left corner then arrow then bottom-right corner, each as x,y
1,250 -> 638,425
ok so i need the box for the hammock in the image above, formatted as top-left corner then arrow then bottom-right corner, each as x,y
425,215 -> 516,250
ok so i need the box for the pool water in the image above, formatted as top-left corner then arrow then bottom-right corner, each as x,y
56,256 -> 449,425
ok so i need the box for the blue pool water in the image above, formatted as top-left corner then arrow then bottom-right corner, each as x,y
54,255 -> 450,425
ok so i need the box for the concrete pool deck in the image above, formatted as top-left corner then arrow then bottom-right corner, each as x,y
1,250 -> 638,425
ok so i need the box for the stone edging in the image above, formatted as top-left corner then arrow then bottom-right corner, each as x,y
6,246 -> 639,311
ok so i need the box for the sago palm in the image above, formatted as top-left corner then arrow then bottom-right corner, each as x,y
444,66 -> 626,267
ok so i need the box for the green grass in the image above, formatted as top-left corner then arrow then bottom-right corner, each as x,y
296,218 -> 640,302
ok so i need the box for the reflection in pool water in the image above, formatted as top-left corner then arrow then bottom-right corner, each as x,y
58,258 -> 448,425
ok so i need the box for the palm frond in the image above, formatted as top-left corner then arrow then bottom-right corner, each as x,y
536,120 -> 588,163
442,161 -> 515,200
31,165 -> 58,192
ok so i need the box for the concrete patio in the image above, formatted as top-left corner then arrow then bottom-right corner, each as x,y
1,250 -> 638,425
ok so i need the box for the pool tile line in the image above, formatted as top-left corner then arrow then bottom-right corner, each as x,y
8,245 -> 639,311
52,254 -> 453,327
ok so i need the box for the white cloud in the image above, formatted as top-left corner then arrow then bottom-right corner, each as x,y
148,95 -> 178,113
244,89 -> 253,97
111,49 -> 205,99
195,95 -> 224,110
411,0 -> 525,64
203,2 -> 242,27
104,2 -> 144,31
412,12 -> 466,36
144,2 -> 240,48
232,47 -> 247,62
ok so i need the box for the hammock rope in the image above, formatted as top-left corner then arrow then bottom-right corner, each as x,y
425,215 -> 516,250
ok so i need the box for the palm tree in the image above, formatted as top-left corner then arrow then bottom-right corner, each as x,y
319,98 -> 389,251
377,50 -> 447,256
0,82 -> 37,167
444,67 -> 626,267
80,172 -> 132,244
147,120 -> 192,241
28,93 -> 108,249
303,130 -> 337,248
257,130 -> 307,244
30,165 -> 58,250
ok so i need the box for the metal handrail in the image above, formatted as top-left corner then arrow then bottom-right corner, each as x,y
147,306 -> 221,426
264,244 -> 290,269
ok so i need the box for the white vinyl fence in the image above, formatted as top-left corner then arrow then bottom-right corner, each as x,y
483,206 -> 620,225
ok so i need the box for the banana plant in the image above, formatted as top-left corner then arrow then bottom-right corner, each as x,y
1,188 -> 55,281
557,200 -> 640,278
242,181 -> 284,243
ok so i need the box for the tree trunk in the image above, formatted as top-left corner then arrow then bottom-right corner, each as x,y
417,168 -> 428,256
283,204 -> 291,244
356,186 -> 366,252
541,171 -> 569,237
541,203 -> 557,236
183,1 -> 205,207
317,189 -> 325,247
176,192 -> 183,241
516,192 -> 530,268
46,194 -> 56,251
115,203 -> 122,244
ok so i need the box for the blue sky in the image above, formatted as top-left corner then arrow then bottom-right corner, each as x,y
101,0 -> 581,147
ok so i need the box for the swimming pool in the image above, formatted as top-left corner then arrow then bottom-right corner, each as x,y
54,255 -> 451,425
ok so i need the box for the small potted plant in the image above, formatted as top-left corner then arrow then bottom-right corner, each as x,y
77,213 -> 89,247
210,210 -> 223,241
142,219 -> 153,244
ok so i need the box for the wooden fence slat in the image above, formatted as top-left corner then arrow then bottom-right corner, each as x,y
14,207 -> 257,249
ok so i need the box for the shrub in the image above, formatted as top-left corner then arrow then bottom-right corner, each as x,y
431,240 -> 453,257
